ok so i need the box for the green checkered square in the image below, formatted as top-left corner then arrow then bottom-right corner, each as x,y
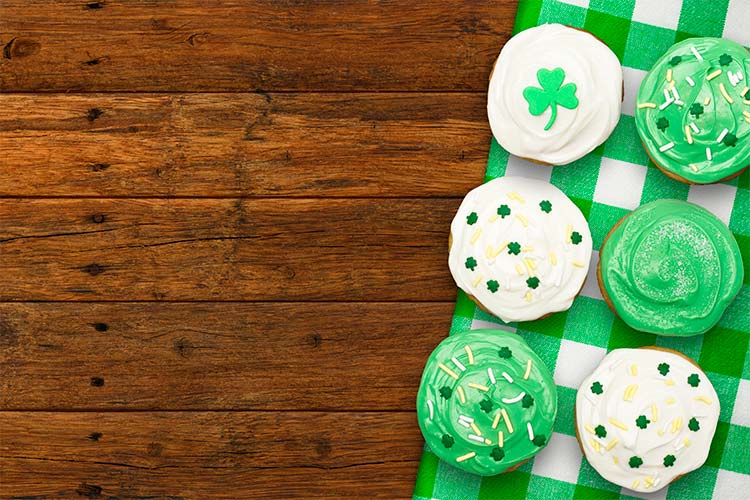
589,0 -> 636,19
562,297 -> 614,347
622,22 -> 677,70
539,1 -> 588,28
678,0 -> 731,38
583,10 -> 632,61
640,164 -> 691,204
602,116 -> 650,166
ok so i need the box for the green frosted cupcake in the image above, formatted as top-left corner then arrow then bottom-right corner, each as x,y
598,200 -> 743,336
416,330 -> 557,476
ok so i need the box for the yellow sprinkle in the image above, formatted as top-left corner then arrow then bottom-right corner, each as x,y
523,259 -> 535,278
720,83 -> 735,104
671,417 -> 683,433
438,363 -> 459,380
707,69 -> 722,80
464,345 -> 474,365
585,425 -> 596,435
683,438 -> 691,447
624,384 -> 639,400
669,80 -> 676,90
606,438 -> 619,451
501,408 -> 514,434
704,96 -> 711,106
470,228 -> 482,244
658,429 -> 665,436
631,365 -> 638,376
498,431 -> 504,447
666,68 -> 673,82
472,274 -> 483,288
651,403 -> 658,423
521,246 -> 534,252
486,246 -> 494,259
589,438 -> 601,452
638,102 -> 657,109
484,438 -> 492,445
468,382 -> 489,392
492,413 -> 501,430
686,125 -> 694,144
566,224 -> 573,243
507,192 -> 526,204
743,110 -> 750,119
613,456 -> 619,465
742,87 -> 750,97
665,379 -> 675,386
745,100 -> 750,105
515,263 -> 525,276
746,116 -> 750,123
690,163 -> 698,172
457,386 -> 466,404
526,258 -> 537,270
525,291 -> 533,302
489,214 -> 499,223
549,252 -> 557,265
608,418 -> 629,431
632,479 -> 640,489
523,359 -> 532,380
516,214 -> 529,227
495,241 -> 509,255
471,422 -> 482,436
572,261 -> 585,268
456,452 -> 476,463
645,476 -> 654,487
695,396 -> 713,404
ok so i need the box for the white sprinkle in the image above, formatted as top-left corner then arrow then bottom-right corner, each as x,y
663,89 -> 671,101
659,142 -> 675,152
685,76 -> 695,87
527,422 -> 535,441
690,122 -> 699,133
691,46 -> 703,61
671,87 -> 680,100
427,400 -> 434,420
674,100 -> 684,106
459,415 -> 474,423
659,98 -> 674,110
488,368 -> 496,384
502,392 -> 526,404
717,128 -> 729,143
739,72 -> 745,81
685,125 -> 693,144
458,419 -> 471,428
468,434 -> 485,443
674,439 -> 685,451
555,271 -> 563,287
706,148 -> 713,161
502,372 -> 514,383
452,357 -> 466,372
729,72 -> 739,87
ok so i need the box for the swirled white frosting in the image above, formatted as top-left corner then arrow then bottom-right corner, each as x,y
448,177 -> 591,322
576,348 -> 720,493
487,23 -> 622,165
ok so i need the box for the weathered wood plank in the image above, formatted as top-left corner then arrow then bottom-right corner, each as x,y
0,198 -> 458,301
0,411 -> 422,499
0,0 -> 514,92
0,302 -> 451,410
0,93 -> 489,197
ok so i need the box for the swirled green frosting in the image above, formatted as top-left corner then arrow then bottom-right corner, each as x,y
416,330 -> 557,476
600,200 -> 743,336
635,37 -> 750,183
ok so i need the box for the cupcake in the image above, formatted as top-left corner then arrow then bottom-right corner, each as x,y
416,329 -> 557,476
635,37 -> 750,184
576,347 -> 720,493
448,176 -> 592,323
598,199 -> 743,336
487,23 -> 622,165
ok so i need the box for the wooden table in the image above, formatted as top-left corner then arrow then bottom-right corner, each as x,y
0,2 -> 516,497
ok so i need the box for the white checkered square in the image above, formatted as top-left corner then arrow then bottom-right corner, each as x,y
594,157 -> 648,210
558,0 -> 589,8
632,0 -> 682,30
531,432 -> 582,484
731,378 -> 750,426
687,183 -> 738,225
622,67 -> 648,117
470,318 -> 515,332
712,470 -> 750,500
580,250 -> 602,300
724,0 -> 750,47
554,339 -> 607,389
504,155 -> 553,183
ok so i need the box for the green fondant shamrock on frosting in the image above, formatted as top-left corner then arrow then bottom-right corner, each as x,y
522,68 -> 579,131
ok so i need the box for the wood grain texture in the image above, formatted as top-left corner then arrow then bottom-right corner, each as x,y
0,411 -> 422,499
0,198 -> 458,301
0,0 -> 514,92
0,93 -> 489,197
0,302 -> 451,410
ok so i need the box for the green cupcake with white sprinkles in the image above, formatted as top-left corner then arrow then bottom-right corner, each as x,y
635,37 -> 750,184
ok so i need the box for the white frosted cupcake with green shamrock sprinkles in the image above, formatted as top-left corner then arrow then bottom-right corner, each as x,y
636,37 -> 750,184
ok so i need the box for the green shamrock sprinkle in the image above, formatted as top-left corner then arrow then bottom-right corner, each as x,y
487,280 -> 500,293
498,347 -> 512,359
656,117 -> 670,131
532,435 -> 546,447
439,386 -> 453,399
497,204 -> 511,218
490,447 -> 505,461
507,242 -> 521,255
442,434 -> 455,448
465,257 -> 477,271
539,200 -> 552,213
636,415 -> 651,429
664,454 -> 676,467
590,381 -> 603,394
690,103 -> 704,118
658,363 -> 670,376
522,394 -> 534,408
719,54 -> 733,66
467,212 -> 478,225
571,231 -> 583,245
688,417 -> 700,432
688,373 -> 700,387
628,456 -> 643,469
522,67 -> 579,131
479,399 -> 494,413
526,277 -> 540,289
723,133 -> 738,147
669,55 -> 682,66
594,425 -> 607,438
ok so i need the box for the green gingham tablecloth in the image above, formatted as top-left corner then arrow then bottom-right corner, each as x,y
413,1 -> 750,499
